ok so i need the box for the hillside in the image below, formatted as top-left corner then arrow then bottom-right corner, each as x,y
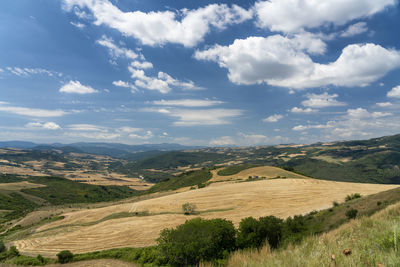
11,168 -> 397,256
227,201 -> 400,266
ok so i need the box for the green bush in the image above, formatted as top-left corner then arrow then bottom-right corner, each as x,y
345,209 -> 358,219
0,240 -> 5,253
332,201 -> 339,207
8,246 -> 20,257
182,202 -> 197,215
345,193 -> 361,202
158,218 -> 236,266
237,216 -> 283,249
57,250 -> 73,264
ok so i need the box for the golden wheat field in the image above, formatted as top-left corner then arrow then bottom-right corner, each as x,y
12,166 -> 398,257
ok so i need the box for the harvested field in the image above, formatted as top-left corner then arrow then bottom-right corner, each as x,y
0,181 -> 45,191
13,177 -> 398,256
210,166 -> 308,182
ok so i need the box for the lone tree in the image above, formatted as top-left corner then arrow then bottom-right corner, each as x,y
158,218 -> 236,266
57,250 -> 74,264
182,202 -> 197,215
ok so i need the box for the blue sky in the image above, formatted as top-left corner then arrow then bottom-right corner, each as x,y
0,0 -> 400,146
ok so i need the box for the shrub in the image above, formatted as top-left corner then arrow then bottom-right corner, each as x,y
377,201 -> 382,206
157,218 -> 236,266
0,240 -> 5,253
345,193 -> 361,202
182,202 -> 197,215
57,250 -> 73,264
345,209 -> 358,219
333,201 -> 339,207
8,246 -> 20,257
236,216 -> 283,249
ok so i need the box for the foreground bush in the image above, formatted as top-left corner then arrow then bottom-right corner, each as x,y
158,218 -> 236,266
57,250 -> 73,264
237,216 -> 283,249
0,240 -> 5,253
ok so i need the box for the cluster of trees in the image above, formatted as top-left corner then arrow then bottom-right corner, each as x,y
157,215 -> 309,266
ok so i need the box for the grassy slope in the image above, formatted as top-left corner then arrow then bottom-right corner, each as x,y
227,202 -> 400,267
147,169 -> 212,193
217,164 -> 261,176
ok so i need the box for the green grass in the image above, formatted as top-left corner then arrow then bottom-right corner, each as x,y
147,169 -> 212,193
22,176 -> 138,205
217,164 -> 261,176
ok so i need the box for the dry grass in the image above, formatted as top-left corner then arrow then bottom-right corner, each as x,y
46,259 -> 137,267
227,202 -> 400,267
12,178 -> 398,257
210,166 -> 309,182
0,181 -> 45,191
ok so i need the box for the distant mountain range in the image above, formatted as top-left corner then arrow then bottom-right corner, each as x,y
0,141 -> 203,158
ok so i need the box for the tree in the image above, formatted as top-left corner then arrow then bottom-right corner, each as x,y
236,216 -> 283,249
182,202 -> 197,215
57,250 -> 73,264
157,218 -> 236,266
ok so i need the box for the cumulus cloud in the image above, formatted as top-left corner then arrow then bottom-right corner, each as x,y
130,60 -> 153,69
263,114 -> 283,122
301,93 -> 346,108
128,67 -> 203,93
152,99 -> 223,107
112,80 -> 138,93
290,107 -> 316,113
292,107 -> 394,140
59,80 -> 98,94
340,22 -> 368,37
387,85 -> 400,98
63,0 -> 252,47
195,36 -> 400,89
0,102 -> 67,117
26,122 -> 61,130
96,35 -> 139,60
254,0 -> 395,33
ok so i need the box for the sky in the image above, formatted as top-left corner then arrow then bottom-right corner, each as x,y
0,0 -> 400,146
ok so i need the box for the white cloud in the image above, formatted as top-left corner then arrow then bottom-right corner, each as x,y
387,85 -> 400,98
63,0 -> 252,47
210,133 -> 288,146
129,69 -> 171,94
292,107 -> 394,140
376,102 -> 393,107
26,122 -> 61,130
263,114 -> 283,122
290,107 -> 316,113
145,107 -> 242,126
68,124 -> 106,132
6,67 -> 62,77
0,102 -> 67,117
152,99 -> 223,107
128,68 -> 203,93
129,130 -> 153,140
112,80 -> 138,93
96,35 -> 139,60
70,21 -> 85,29
301,93 -> 346,108
209,136 -> 235,146
340,22 -> 368,37
59,80 -> 98,94
195,36 -> 400,89
254,0 -> 395,33
130,60 -> 153,69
